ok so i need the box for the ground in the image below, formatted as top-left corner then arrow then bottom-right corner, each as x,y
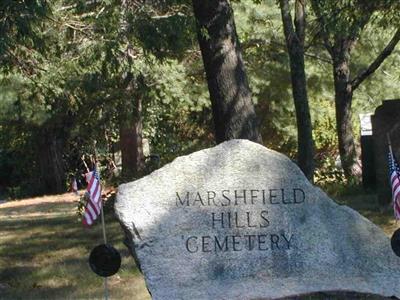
0,192 -> 150,300
0,191 -> 397,300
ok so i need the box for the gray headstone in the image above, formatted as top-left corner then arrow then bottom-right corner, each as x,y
115,140 -> 400,299
372,99 -> 400,205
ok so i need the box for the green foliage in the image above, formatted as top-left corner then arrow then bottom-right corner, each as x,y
234,1 -> 297,156
0,0 -> 49,72
316,172 -> 366,199
314,156 -> 346,187
0,0 -> 213,197
352,25 -> 400,110
130,5 -> 197,59
235,0 -> 399,181
0,0 -> 399,197
76,192 -> 88,217
310,0 -> 400,41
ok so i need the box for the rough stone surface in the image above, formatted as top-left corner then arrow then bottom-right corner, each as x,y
115,140 -> 400,300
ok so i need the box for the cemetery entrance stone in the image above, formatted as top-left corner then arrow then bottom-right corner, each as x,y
115,140 -> 400,299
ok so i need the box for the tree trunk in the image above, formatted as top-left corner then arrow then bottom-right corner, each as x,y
332,45 -> 361,179
310,1 -> 399,182
192,0 -> 262,144
120,93 -> 144,180
290,51 -> 314,180
38,130 -> 66,194
119,4 -> 144,180
280,0 -> 314,181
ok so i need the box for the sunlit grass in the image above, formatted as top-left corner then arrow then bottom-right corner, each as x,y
0,190 -> 397,300
0,193 -> 150,300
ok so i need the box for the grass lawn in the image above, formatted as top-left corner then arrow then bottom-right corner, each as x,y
0,193 -> 151,300
0,190 -> 397,300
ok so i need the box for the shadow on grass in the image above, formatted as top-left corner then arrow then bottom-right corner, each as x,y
1,285 -> 79,300
0,203 -> 147,300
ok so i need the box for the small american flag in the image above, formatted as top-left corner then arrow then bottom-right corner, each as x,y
83,167 -> 102,226
388,147 -> 400,219
71,178 -> 78,195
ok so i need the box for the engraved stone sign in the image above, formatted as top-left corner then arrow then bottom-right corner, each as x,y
115,140 -> 400,299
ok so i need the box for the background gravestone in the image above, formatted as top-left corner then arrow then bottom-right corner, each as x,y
115,140 -> 400,300
359,113 -> 375,189
371,99 -> 400,206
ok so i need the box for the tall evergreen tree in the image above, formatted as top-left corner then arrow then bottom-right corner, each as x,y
119,72 -> 145,180
118,2 -> 145,180
279,0 -> 314,180
311,0 -> 400,179
0,0 -> 49,72
192,0 -> 262,144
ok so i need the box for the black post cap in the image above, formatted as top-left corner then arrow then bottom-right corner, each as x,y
89,244 -> 121,277
391,228 -> 400,257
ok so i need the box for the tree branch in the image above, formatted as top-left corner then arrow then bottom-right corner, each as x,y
242,38 -> 331,63
151,12 -> 186,19
57,0 -> 97,11
351,27 -> 400,90
310,1 -> 333,56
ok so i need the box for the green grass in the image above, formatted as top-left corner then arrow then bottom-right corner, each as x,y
0,194 -> 150,300
0,190 -> 397,300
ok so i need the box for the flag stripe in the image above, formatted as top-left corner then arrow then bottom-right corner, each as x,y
90,198 -> 101,215
94,186 -> 101,203
87,201 -> 97,219
394,184 -> 400,197
84,213 -> 93,226
91,182 -> 100,202
393,178 -> 400,190
72,178 -> 78,195
93,200 -> 101,215
395,200 -> 400,219
87,173 -> 95,191
388,147 -> 400,219
82,168 -> 102,226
